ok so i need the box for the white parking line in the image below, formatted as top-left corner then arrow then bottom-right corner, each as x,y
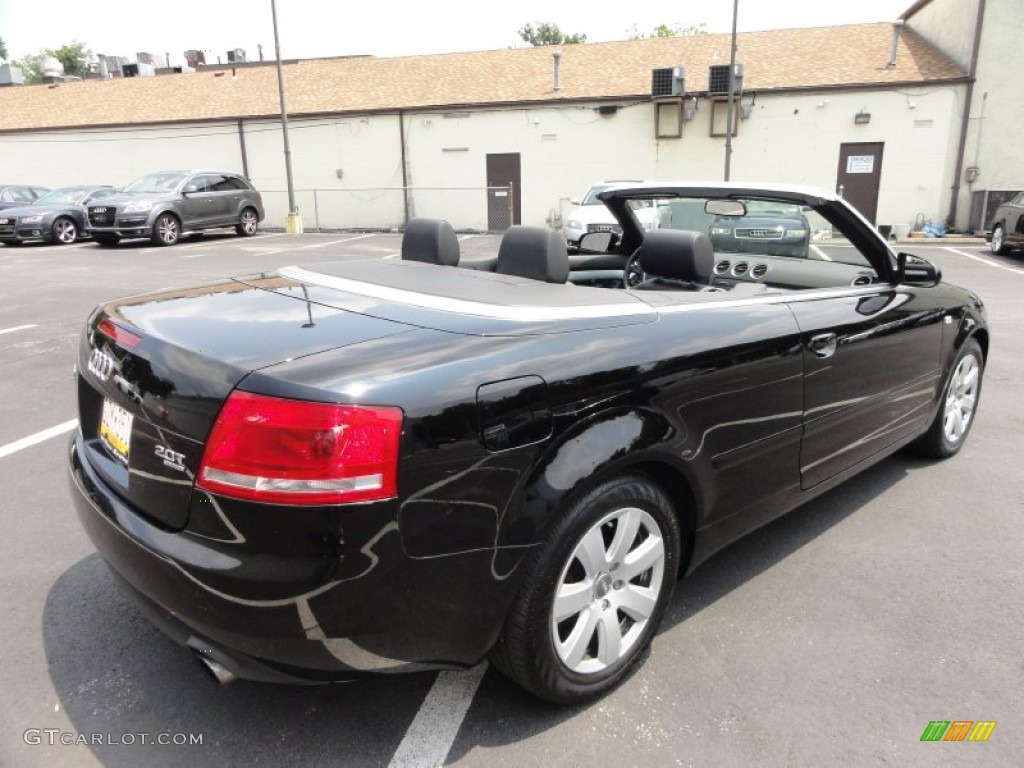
944,247 -> 1024,275
0,324 -> 38,336
0,419 -> 78,460
294,234 -> 378,250
387,663 -> 488,768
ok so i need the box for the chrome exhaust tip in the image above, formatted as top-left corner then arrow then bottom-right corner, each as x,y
198,654 -> 238,685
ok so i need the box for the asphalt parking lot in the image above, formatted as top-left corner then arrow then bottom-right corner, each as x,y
1,232 -> 1021,768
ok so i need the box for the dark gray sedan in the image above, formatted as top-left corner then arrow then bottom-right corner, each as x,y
0,183 -> 50,211
0,186 -> 118,245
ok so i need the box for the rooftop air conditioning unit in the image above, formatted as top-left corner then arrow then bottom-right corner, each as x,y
708,63 -> 743,95
651,67 -> 685,99
227,49 -> 246,63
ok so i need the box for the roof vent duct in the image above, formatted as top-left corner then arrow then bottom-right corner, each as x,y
887,20 -> 904,68
552,50 -> 562,91
709,63 -> 743,95
651,67 -> 685,99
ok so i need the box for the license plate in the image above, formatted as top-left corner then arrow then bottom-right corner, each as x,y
100,398 -> 133,464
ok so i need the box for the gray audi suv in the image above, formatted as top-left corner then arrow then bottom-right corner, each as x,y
86,170 -> 264,247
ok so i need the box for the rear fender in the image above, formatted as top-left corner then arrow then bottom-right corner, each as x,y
504,407 -> 703,548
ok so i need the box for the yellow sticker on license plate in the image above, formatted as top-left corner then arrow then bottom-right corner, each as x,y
99,398 -> 133,464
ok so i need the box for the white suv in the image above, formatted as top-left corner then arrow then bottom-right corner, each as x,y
563,182 -> 661,248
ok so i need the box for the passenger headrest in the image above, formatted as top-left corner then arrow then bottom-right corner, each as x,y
637,229 -> 714,284
495,226 -> 570,284
401,218 -> 460,266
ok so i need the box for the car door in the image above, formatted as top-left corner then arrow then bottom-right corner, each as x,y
179,174 -> 219,228
786,213 -> 945,489
204,173 -> 238,225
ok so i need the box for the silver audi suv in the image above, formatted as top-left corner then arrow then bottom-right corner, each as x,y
86,170 -> 264,247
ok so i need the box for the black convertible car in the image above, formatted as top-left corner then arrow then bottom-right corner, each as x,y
68,182 -> 987,704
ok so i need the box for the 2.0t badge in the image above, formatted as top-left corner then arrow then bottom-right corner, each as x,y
87,348 -> 115,381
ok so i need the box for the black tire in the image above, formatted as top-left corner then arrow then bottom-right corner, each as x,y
151,213 -> 181,246
93,235 -> 120,247
236,207 -> 259,237
990,224 -> 1007,255
910,338 -> 984,458
52,216 -> 79,244
490,475 -> 682,704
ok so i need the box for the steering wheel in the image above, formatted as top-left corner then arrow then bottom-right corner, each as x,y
622,250 -> 645,289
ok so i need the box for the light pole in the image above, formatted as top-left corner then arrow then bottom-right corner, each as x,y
724,0 -> 739,181
271,0 -> 302,233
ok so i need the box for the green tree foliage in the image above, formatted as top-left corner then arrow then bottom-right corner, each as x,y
518,22 -> 587,46
14,53 -> 42,84
0,36 -> 8,61
627,22 -> 709,40
48,40 -> 94,77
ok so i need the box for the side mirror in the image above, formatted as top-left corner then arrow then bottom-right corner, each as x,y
896,252 -> 942,286
578,231 -> 617,253
183,183 -> 199,195
569,198 -> 582,206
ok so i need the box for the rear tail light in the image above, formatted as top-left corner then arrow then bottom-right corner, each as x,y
197,391 -> 403,505
97,318 -> 142,349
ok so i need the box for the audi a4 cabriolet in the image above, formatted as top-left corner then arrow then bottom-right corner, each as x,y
68,182 -> 987,703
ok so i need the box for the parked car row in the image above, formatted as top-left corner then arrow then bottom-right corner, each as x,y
0,170 -> 265,248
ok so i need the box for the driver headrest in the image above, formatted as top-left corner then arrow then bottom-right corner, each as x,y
496,226 -> 569,284
401,218 -> 460,266
637,229 -> 714,284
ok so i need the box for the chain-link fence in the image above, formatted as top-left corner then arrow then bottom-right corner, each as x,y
258,186 -> 514,233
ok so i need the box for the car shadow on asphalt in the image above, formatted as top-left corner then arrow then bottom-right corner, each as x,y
443,452 -> 930,761
42,453 -> 929,767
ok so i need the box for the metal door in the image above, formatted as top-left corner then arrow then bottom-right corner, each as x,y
486,153 -> 521,231
836,142 -> 884,224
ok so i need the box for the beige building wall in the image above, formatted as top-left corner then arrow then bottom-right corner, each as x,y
405,86 -> 961,232
904,0 -> 981,70
0,123 -> 243,187
953,0 -> 1022,229
0,86 -> 962,234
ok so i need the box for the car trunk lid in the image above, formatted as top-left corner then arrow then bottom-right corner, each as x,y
76,276 -> 415,530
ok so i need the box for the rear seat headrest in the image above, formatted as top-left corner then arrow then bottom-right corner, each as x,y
495,226 -> 569,284
401,218 -> 460,266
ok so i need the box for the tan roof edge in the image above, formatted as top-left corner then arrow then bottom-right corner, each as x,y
0,76 -> 970,137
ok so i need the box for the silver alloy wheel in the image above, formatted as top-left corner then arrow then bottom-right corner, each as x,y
240,209 -> 258,235
54,218 -> 77,244
943,353 -> 980,444
991,226 -> 1003,254
158,215 -> 179,245
551,506 -> 665,675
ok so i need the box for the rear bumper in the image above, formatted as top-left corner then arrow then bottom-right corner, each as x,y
67,433 -> 507,681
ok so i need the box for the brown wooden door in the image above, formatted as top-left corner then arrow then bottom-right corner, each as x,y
836,142 -> 884,224
486,153 -> 521,231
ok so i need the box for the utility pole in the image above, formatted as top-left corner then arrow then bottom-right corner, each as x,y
724,0 -> 739,181
271,0 -> 302,233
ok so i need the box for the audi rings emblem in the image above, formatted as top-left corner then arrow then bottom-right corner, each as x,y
87,348 -> 116,381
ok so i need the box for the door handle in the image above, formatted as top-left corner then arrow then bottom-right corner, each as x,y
808,333 -> 838,358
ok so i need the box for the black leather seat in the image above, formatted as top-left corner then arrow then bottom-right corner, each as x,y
401,218 -> 460,266
632,229 -> 715,291
495,226 -> 569,283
